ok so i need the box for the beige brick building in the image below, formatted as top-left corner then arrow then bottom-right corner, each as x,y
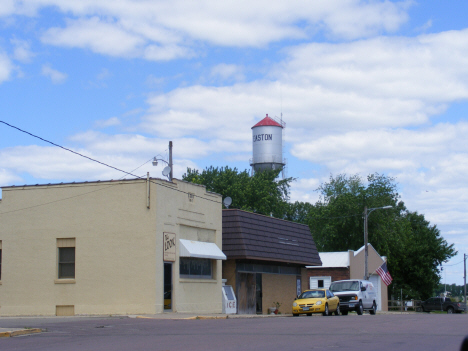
0,177 -> 225,316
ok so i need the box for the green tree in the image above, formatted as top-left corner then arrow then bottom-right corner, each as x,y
182,166 -> 294,217
308,173 -> 456,300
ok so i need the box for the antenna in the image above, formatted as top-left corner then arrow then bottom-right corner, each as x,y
162,166 -> 171,179
223,197 -> 232,209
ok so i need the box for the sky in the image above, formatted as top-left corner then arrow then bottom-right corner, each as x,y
1,0 -> 468,286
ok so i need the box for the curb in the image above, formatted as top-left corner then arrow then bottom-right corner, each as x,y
0,328 -> 42,338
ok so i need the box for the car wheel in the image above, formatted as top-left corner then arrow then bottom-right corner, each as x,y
447,307 -> 454,314
306,313 -> 312,316
322,304 -> 329,316
341,310 -> 348,316
356,301 -> 363,315
369,302 -> 377,315
293,313 -> 299,317
334,304 -> 340,316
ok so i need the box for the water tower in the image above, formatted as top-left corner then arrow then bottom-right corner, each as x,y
250,114 -> 286,177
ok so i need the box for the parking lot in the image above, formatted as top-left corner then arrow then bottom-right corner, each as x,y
0,313 -> 467,351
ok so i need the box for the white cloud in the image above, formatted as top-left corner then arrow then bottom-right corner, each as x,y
97,68 -> 111,81
211,64 -> 245,82
277,29 -> 468,102
94,117 -> 121,128
0,0 -> 15,16
42,17 -> 145,58
3,0 -> 412,60
10,38 -> 34,63
41,64 -> 67,84
0,168 -> 22,186
0,51 -> 13,83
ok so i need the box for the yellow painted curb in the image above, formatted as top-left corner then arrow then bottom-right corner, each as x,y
10,329 -> 42,337
0,328 -> 42,338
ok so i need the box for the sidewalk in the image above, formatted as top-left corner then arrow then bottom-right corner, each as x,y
132,310 -> 411,320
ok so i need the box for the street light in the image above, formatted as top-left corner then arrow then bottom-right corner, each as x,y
363,205 -> 392,280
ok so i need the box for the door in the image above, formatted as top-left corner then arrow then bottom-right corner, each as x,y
256,273 -> 262,314
164,263 -> 172,310
369,274 -> 381,310
238,273 -> 256,314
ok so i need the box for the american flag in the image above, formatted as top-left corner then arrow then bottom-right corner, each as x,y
376,262 -> 393,286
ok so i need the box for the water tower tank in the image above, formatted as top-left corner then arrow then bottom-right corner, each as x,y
250,114 -> 286,174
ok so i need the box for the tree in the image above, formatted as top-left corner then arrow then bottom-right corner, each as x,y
307,173 -> 456,299
182,166 -> 294,217
182,167 -> 456,299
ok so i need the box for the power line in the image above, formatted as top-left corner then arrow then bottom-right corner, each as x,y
0,120 -> 141,179
443,260 -> 464,267
0,158 -> 155,216
0,120 -> 222,212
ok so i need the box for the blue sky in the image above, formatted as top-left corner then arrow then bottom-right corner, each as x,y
1,0 -> 468,285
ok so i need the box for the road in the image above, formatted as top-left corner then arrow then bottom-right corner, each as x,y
0,313 -> 467,351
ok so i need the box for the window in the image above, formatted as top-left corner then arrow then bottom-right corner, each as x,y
188,193 -> 194,202
318,279 -> 324,288
57,238 -> 75,279
180,257 -> 212,279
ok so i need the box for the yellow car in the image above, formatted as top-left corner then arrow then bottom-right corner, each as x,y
292,289 -> 340,316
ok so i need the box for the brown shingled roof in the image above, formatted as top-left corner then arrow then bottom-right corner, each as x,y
222,209 -> 322,266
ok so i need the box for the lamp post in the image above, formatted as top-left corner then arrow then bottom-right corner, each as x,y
152,141 -> 173,181
363,205 -> 392,280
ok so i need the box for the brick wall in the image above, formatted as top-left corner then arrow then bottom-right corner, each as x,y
262,273 -> 297,315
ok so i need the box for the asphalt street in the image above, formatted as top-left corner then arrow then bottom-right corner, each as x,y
0,313 -> 467,351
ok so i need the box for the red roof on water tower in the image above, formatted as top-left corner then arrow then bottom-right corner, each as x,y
251,114 -> 284,129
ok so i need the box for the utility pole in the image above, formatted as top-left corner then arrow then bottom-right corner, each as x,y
464,253 -> 466,305
364,206 -> 368,280
363,205 -> 392,280
169,141 -> 173,181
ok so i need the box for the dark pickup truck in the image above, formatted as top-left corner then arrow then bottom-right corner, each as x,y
419,297 -> 466,314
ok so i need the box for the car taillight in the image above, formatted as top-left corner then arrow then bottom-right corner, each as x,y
458,303 -> 461,307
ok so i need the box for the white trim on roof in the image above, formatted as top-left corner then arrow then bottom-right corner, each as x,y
306,252 -> 349,268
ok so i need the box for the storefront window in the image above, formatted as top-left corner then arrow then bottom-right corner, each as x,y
180,258 -> 212,279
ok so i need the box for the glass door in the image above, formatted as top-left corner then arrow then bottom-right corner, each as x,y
164,262 -> 172,310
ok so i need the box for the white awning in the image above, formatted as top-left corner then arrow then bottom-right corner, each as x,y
179,239 -> 227,260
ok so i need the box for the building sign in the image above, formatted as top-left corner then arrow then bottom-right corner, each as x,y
163,232 -> 176,262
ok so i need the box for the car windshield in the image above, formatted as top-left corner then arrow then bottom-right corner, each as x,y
329,281 -> 359,292
299,290 -> 325,299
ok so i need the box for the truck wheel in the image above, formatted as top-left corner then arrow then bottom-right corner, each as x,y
447,307 -> 454,314
334,304 -> 340,316
356,301 -> 363,315
369,302 -> 377,315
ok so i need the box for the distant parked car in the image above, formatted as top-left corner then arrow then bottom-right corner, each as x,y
329,279 -> 377,315
419,297 -> 466,314
292,289 -> 340,316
